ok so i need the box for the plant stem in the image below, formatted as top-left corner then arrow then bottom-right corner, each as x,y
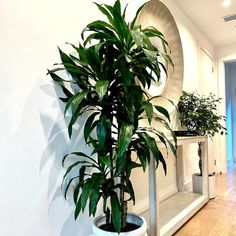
120,170 -> 127,228
198,142 -> 202,176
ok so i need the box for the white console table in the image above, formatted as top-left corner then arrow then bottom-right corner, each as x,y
148,136 -> 209,236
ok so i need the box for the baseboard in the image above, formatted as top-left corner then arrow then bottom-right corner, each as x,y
184,179 -> 192,192
159,185 -> 178,202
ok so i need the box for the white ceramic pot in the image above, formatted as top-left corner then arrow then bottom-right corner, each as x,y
91,213 -> 148,236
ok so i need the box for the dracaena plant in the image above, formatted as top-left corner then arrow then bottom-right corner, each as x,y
47,0 -> 176,233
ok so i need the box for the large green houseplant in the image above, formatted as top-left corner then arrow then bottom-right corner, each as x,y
48,0 -> 176,234
177,91 -> 227,176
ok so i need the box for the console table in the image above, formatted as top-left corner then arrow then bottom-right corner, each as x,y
148,136 -> 209,236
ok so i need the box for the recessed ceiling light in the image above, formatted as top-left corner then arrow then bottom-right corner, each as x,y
222,0 -> 231,7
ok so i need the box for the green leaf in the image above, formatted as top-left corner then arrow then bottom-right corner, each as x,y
47,67 -> 65,74
117,123 -> 134,158
60,85 -> 73,98
144,102 -> 153,124
122,3 -> 128,19
112,0 -> 130,44
161,52 -> 174,67
143,49 -> 158,65
156,132 -> 168,149
113,0 -> 121,15
138,133 -> 166,173
136,144 -> 149,171
95,80 -> 109,100
68,106 -> 82,138
131,29 -> 145,48
64,91 -> 88,115
73,166 -> 86,204
62,151 -> 93,166
155,116 -> 177,156
74,196 -> 82,219
58,47 -> 79,77
84,112 -> 99,142
81,179 -> 93,212
97,114 -> 108,148
100,155 -> 111,166
110,192 -> 121,233
126,160 -> 141,179
62,175 -> 79,199
143,27 -> 168,46
83,46 -> 102,79
63,161 -> 91,180
130,2 -> 146,29
115,153 -> 126,176
83,20 -> 115,37
159,151 -> 167,175
89,173 -> 103,216
58,47 -> 76,65
94,3 -> 114,26
126,180 -> 135,204
154,106 -> 170,122
48,70 -> 71,84
83,32 -> 117,46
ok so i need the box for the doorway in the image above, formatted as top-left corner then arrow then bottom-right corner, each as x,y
225,61 -> 236,163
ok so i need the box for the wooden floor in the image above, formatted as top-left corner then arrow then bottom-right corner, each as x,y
174,162 -> 236,236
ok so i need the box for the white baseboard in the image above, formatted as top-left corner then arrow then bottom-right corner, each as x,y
184,179 -> 192,192
159,185 -> 178,202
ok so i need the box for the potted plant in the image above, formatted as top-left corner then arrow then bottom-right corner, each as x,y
47,0 -> 176,234
177,91 -> 227,196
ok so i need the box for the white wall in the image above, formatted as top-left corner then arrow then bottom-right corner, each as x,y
0,0 -> 216,235
0,0 -> 145,235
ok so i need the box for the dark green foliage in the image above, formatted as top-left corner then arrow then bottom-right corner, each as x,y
48,0 -> 176,233
177,91 -> 227,138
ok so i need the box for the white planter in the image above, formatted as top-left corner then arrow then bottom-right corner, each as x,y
208,174 -> 216,199
192,173 -> 203,194
91,213 -> 148,236
192,173 -> 216,199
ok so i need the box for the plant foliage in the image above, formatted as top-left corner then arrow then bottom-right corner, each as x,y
47,0 -> 176,233
177,91 -> 227,138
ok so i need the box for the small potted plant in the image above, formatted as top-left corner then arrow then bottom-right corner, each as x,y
177,91 -> 227,196
47,0 -> 176,235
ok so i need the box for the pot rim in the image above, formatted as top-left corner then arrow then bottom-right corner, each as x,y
93,213 -> 147,235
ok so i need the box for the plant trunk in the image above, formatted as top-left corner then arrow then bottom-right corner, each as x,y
105,207 -> 110,225
198,142 -> 202,176
120,170 -> 127,229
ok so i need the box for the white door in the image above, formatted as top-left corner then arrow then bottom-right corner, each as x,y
198,46 -> 216,174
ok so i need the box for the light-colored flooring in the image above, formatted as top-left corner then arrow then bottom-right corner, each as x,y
174,162 -> 236,236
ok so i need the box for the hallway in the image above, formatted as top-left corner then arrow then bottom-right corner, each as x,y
174,163 -> 236,236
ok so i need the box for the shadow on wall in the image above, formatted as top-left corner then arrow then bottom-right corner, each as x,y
40,81 -> 98,236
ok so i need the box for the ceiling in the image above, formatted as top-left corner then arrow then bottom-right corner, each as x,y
174,0 -> 236,47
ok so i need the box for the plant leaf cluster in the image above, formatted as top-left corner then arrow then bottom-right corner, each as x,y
177,91 -> 227,138
47,0 -> 176,233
